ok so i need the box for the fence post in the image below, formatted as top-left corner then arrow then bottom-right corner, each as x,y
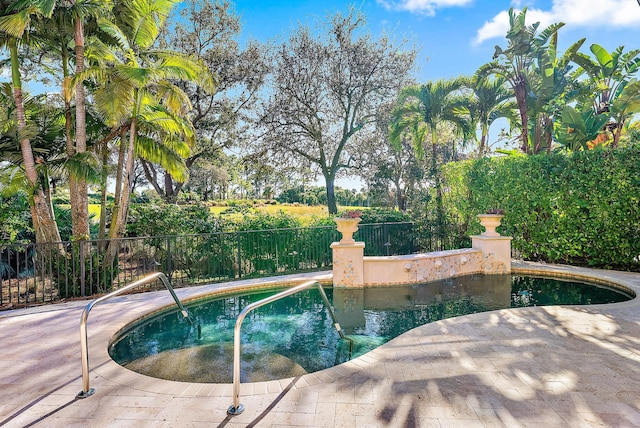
383,222 -> 390,256
410,223 -> 415,254
166,237 -> 172,280
236,232 -> 242,278
79,240 -> 86,297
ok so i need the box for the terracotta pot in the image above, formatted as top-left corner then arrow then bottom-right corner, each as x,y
334,217 -> 361,244
477,214 -> 504,237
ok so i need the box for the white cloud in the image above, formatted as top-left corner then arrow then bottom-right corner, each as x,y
472,10 -> 510,46
474,0 -> 640,45
377,0 -> 472,16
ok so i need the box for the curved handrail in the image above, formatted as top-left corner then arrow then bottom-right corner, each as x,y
77,272 -> 192,398
228,280 -> 344,415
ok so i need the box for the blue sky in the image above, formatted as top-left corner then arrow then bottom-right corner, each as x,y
230,0 -> 640,190
232,0 -> 640,82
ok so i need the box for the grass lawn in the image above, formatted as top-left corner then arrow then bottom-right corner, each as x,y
209,204 -> 330,216
88,204 -> 102,219
85,203 -> 365,222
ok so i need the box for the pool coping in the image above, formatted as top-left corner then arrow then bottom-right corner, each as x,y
84,261 -> 639,400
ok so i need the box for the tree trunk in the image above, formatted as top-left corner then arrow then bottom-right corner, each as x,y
69,15 -> 90,240
514,78 -> 529,154
393,178 -> 406,211
10,39 -> 62,245
140,160 -> 165,197
479,124 -> 488,157
325,173 -> 338,214
396,189 -> 406,211
431,126 -> 445,250
613,123 -> 623,149
63,41 -> 82,242
98,142 -> 109,241
109,118 -> 137,240
109,129 -> 128,236
164,172 -> 177,203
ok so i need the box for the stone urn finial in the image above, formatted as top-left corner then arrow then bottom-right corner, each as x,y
477,213 -> 504,237
334,216 -> 361,244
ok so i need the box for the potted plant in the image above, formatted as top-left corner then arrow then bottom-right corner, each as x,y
334,210 -> 362,244
477,208 -> 504,237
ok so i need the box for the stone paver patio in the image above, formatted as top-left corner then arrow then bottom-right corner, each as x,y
1,262 -> 639,427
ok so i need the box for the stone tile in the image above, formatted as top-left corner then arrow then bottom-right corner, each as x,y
1,264 -> 640,426
437,419 -> 486,428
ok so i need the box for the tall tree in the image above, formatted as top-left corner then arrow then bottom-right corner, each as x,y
78,0 -> 214,239
32,0 -> 99,241
145,0 -> 267,203
258,9 -> 415,214
356,102 -> 424,211
0,0 -> 63,244
465,75 -> 514,157
69,0 -> 90,241
525,35 -> 584,153
478,7 -> 564,154
390,78 -> 471,247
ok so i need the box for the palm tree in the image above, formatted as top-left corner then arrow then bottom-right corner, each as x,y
33,0 -> 101,241
389,78 -> 471,248
478,7 -> 564,154
0,0 -> 63,244
465,75 -> 514,157
77,0 -> 214,239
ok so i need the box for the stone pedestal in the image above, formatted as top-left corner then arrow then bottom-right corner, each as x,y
331,242 -> 365,288
471,235 -> 512,274
471,213 -> 511,274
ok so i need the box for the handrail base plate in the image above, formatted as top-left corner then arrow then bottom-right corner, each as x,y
77,388 -> 95,399
227,404 -> 245,415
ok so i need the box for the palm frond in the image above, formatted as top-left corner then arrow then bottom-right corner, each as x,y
134,135 -> 188,181
0,7 -> 37,38
97,17 -> 131,52
154,81 -> 192,114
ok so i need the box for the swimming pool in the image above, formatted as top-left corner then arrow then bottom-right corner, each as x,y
109,274 -> 632,383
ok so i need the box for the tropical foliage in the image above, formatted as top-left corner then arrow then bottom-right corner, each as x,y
390,78 -> 472,245
440,146 -> 640,270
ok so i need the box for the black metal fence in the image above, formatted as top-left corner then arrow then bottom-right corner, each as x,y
0,222 -> 417,308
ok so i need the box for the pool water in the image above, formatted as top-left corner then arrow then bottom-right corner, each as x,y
109,275 -> 631,383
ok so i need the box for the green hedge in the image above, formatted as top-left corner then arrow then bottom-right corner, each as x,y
441,147 -> 640,270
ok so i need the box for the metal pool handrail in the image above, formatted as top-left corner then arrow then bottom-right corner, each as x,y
77,271 -> 192,398
228,280 -> 344,415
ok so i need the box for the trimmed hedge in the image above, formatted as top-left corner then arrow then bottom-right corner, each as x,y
441,147 -> 640,270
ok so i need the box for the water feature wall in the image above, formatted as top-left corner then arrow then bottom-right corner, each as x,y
332,214 -> 512,287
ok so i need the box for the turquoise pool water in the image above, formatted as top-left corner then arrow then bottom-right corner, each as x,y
109,275 -> 632,383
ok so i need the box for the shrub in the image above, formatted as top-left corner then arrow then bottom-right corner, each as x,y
0,194 -> 33,243
440,147 -> 640,270
126,203 -> 221,237
357,208 -> 412,224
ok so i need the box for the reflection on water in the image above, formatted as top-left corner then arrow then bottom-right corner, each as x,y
110,275 -> 630,382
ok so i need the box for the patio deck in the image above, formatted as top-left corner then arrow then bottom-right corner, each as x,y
1,262 -> 639,427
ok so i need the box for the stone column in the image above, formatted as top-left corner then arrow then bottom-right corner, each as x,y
471,214 -> 512,274
331,241 -> 365,288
